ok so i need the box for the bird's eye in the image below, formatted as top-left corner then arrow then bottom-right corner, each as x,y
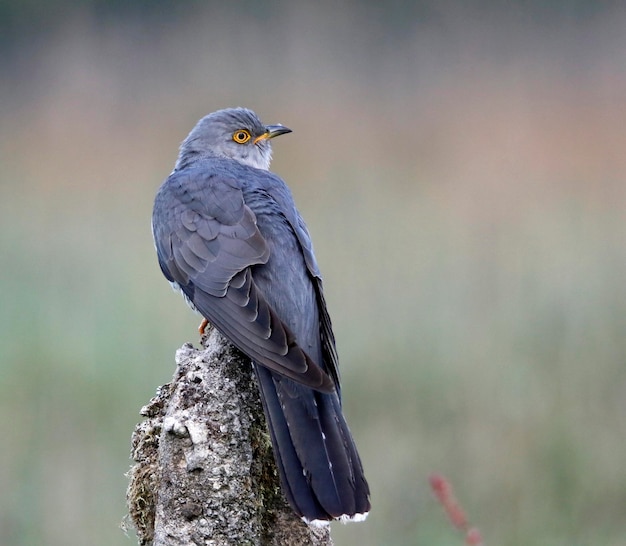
232,130 -> 251,144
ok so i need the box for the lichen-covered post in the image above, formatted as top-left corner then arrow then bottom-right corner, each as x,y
127,327 -> 333,546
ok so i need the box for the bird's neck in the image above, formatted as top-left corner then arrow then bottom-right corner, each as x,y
174,149 -> 218,171
174,149 -> 272,172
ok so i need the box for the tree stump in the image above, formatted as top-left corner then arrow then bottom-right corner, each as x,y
126,327 -> 333,546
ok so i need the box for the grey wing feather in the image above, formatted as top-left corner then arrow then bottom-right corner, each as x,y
264,183 -> 341,390
153,167 -> 334,392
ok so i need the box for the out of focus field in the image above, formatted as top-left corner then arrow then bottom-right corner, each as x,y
1,3 -> 625,545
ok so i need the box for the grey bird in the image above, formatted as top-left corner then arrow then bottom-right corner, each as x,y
152,107 -> 370,523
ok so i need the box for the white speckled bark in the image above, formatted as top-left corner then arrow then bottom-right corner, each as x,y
127,327 -> 332,546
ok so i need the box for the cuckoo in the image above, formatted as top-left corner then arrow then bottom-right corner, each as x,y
151,107 -> 370,524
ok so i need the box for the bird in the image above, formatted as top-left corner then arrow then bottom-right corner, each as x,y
151,107 -> 370,524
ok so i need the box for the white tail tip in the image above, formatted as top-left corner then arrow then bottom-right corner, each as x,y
304,511 -> 369,526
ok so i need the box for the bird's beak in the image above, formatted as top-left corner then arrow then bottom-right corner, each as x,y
254,124 -> 292,144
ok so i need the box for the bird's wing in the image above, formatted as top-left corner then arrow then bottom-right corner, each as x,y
264,181 -> 341,391
153,167 -> 334,392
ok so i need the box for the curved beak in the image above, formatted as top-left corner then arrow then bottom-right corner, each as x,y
254,124 -> 292,144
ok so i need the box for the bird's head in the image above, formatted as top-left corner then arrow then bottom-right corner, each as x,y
176,107 -> 292,171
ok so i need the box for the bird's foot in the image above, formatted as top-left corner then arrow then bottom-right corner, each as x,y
198,318 -> 210,336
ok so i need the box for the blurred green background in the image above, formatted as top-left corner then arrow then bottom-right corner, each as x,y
1,2 -> 625,545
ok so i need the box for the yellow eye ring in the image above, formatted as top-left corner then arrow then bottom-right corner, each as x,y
232,129 -> 251,144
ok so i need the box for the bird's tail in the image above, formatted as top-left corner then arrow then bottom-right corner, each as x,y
253,364 -> 370,523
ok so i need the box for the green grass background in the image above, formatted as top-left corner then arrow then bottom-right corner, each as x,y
1,3 -> 625,545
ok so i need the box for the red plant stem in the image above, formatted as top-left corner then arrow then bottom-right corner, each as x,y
429,473 -> 483,546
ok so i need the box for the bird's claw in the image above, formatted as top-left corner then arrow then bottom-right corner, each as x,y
198,318 -> 209,336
